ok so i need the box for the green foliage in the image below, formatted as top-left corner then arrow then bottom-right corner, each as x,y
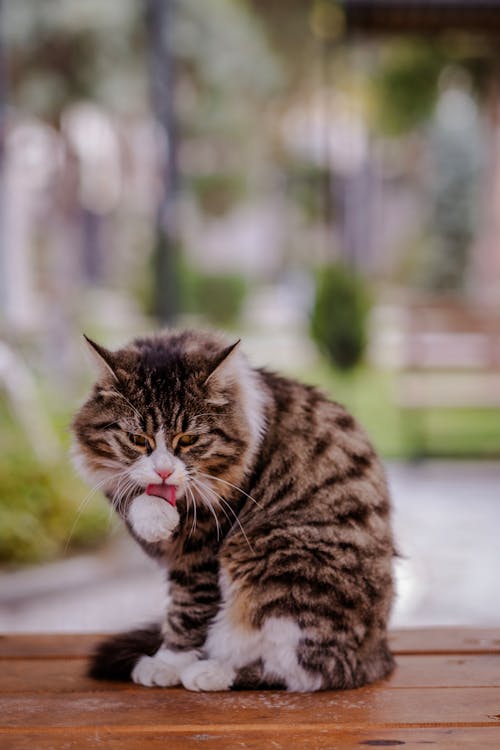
372,39 -> 443,136
311,263 -> 370,371
286,161 -> 331,223
0,401 -> 109,567
188,172 -> 246,217
181,266 -> 247,327
0,455 -> 109,566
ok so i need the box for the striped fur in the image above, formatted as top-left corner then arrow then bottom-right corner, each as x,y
72,329 -> 395,691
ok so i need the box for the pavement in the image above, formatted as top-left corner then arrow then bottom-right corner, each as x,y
1,460 -> 499,633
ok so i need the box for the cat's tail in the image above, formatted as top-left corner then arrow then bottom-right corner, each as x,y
87,623 -> 163,681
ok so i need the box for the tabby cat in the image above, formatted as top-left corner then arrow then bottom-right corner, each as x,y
72,329 -> 395,692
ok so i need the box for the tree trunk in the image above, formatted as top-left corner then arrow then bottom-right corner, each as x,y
145,0 -> 180,324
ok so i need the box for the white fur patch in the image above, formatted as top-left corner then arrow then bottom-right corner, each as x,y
206,348 -> 267,469
180,659 -> 236,692
232,353 -> 268,460
128,493 -> 180,543
260,618 -> 323,692
70,440 -> 119,491
202,569 -> 322,691
132,647 -> 199,687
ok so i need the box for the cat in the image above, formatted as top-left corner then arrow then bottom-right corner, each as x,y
71,329 -> 395,692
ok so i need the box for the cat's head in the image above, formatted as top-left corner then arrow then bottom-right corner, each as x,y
71,329 -> 266,516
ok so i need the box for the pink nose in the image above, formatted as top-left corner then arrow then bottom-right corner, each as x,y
155,468 -> 172,481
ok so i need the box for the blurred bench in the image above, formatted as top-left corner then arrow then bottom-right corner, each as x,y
397,297 -> 500,457
1,629 -> 500,748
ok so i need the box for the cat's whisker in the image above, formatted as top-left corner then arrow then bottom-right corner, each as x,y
96,420 -> 121,431
184,472 -> 197,537
64,468 -> 129,553
110,473 -> 130,507
197,471 -> 263,510
109,389 -> 143,423
192,477 -> 254,554
108,471 -> 139,517
186,483 -> 198,538
95,458 -> 125,471
191,494 -> 199,539
198,485 -> 235,533
190,480 -> 226,540
190,411 -> 227,421
217,496 -> 254,554
112,475 -> 139,516
184,485 -> 193,537
206,497 -> 221,541
193,479 -> 220,541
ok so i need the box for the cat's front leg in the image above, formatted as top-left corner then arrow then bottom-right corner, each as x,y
133,558 -> 221,687
128,493 -> 180,544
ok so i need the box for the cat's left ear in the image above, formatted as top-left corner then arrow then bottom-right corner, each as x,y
83,334 -> 119,381
204,339 -> 241,385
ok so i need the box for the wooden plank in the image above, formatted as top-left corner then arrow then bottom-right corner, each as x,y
387,655 -> 500,688
2,628 -> 499,659
2,654 -> 500,692
0,634 -> 98,659
388,628 -> 500,655
2,727 -> 500,750
0,659 -> 120,693
1,686 -> 499,729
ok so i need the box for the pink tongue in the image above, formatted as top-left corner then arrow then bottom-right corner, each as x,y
146,483 -> 176,507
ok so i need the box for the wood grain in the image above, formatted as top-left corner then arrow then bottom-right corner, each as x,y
0,633 -> 98,659
2,654 -> 500,692
1,728 -> 500,750
1,686 -> 499,728
388,628 -> 500,655
2,628 -> 499,658
1,629 -> 499,749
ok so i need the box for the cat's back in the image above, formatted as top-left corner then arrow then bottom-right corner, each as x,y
251,368 -> 390,517
225,368 -> 394,572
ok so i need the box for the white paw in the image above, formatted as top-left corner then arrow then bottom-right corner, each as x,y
131,648 -> 199,687
180,659 -> 235,692
132,654 -> 180,687
128,494 -> 180,543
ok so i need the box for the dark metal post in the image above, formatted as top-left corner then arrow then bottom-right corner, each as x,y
146,0 -> 180,324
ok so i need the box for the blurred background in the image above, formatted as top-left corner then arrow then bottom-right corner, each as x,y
1,0 -> 499,632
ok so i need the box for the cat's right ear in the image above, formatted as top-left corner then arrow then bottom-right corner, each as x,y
83,335 -> 119,381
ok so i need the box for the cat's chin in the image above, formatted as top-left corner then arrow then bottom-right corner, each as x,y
128,493 -> 180,543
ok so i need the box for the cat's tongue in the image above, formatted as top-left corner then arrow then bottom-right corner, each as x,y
146,483 -> 176,507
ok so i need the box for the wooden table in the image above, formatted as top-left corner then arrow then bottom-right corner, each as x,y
1,628 -> 499,748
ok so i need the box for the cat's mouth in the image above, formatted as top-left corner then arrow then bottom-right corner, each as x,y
146,483 -> 177,507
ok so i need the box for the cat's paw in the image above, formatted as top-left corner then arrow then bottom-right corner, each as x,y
131,648 -> 198,688
180,659 -> 235,692
128,493 -> 180,543
132,654 -> 180,687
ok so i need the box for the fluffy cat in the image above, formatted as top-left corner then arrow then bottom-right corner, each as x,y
72,329 -> 395,692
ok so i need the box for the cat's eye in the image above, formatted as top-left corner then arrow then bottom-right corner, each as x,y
128,433 -> 153,452
177,434 -> 199,448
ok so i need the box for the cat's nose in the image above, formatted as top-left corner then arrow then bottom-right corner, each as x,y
155,468 -> 173,481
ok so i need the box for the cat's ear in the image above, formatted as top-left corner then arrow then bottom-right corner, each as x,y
83,335 -> 119,381
204,339 -> 241,386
